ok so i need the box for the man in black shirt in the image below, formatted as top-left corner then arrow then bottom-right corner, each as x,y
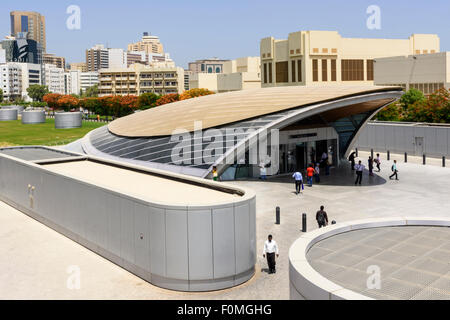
316,206 -> 329,228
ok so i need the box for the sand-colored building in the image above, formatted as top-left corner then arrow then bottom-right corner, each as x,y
69,62 -> 88,72
43,53 -> 66,70
374,52 -> 450,95
98,63 -> 184,96
190,57 -> 261,93
127,32 -> 164,55
260,30 -> 440,87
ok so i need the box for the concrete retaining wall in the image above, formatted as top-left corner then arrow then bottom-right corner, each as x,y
355,121 -> 450,157
289,217 -> 450,300
0,150 -> 256,292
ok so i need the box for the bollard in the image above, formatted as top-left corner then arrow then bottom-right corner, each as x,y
405,152 -> 408,163
443,156 -> 446,168
355,148 -> 358,157
371,149 -> 374,159
423,154 -> 426,165
302,213 -> 307,233
276,207 -> 280,225
387,150 -> 390,161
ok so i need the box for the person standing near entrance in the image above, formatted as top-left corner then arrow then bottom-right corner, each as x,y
368,156 -> 374,176
292,171 -> 303,195
375,153 -> 381,172
259,161 -> 267,181
349,152 -> 356,171
306,164 -> 315,187
389,160 -> 399,180
355,160 -> 365,185
314,163 -> 321,183
316,206 -> 329,228
263,235 -> 279,274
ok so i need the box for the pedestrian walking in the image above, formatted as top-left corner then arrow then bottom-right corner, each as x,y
292,171 -> 303,195
212,166 -> 219,181
314,163 -> 321,183
263,235 -> 279,274
389,160 -> 399,180
316,206 -> 329,228
259,161 -> 267,181
375,153 -> 381,172
306,164 -> 315,187
368,156 -> 374,176
349,152 -> 356,171
355,160 -> 365,185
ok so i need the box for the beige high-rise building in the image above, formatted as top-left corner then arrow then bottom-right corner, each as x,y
260,30 -> 440,88
10,11 -> 46,51
43,53 -> 66,69
128,32 -> 164,55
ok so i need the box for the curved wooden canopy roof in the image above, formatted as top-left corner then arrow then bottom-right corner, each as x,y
108,85 -> 403,137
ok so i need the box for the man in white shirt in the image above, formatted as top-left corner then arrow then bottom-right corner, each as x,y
355,160 -> 365,185
263,235 -> 279,274
292,171 -> 303,195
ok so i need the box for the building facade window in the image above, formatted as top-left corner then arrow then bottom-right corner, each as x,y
341,59 -> 364,81
366,60 -> 374,81
263,63 -> 268,84
269,63 -> 273,83
291,60 -> 296,82
331,60 -> 337,81
322,59 -> 328,82
312,59 -> 318,82
276,61 -> 288,83
297,60 -> 302,82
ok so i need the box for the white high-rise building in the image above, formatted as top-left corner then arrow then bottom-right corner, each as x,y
0,62 -> 42,101
43,64 -> 65,94
0,63 -> 22,100
108,48 -> 127,69
64,70 -> 99,95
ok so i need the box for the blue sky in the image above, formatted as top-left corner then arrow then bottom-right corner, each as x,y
1,0 -> 449,68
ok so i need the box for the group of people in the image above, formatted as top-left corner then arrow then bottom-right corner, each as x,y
263,205 -> 331,274
292,163 -> 321,194
349,152 -> 399,185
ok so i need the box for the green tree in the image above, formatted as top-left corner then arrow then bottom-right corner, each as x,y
0,88 -> 3,103
375,102 -> 403,121
138,92 -> 160,109
84,84 -> 99,98
27,85 -> 49,102
399,88 -> 425,110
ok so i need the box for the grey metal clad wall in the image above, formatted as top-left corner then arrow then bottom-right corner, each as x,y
355,122 -> 450,156
55,112 -> 82,129
0,151 -> 256,292
0,108 -> 18,121
22,110 -> 46,124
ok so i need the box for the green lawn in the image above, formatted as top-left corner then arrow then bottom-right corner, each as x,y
0,119 -> 105,147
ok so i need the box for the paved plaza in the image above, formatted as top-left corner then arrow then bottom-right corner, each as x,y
0,155 -> 449,299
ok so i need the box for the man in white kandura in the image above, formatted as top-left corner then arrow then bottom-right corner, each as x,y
263,235 -> 279,274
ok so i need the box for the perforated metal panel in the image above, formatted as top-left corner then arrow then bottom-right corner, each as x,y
307,226 -> 450,300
